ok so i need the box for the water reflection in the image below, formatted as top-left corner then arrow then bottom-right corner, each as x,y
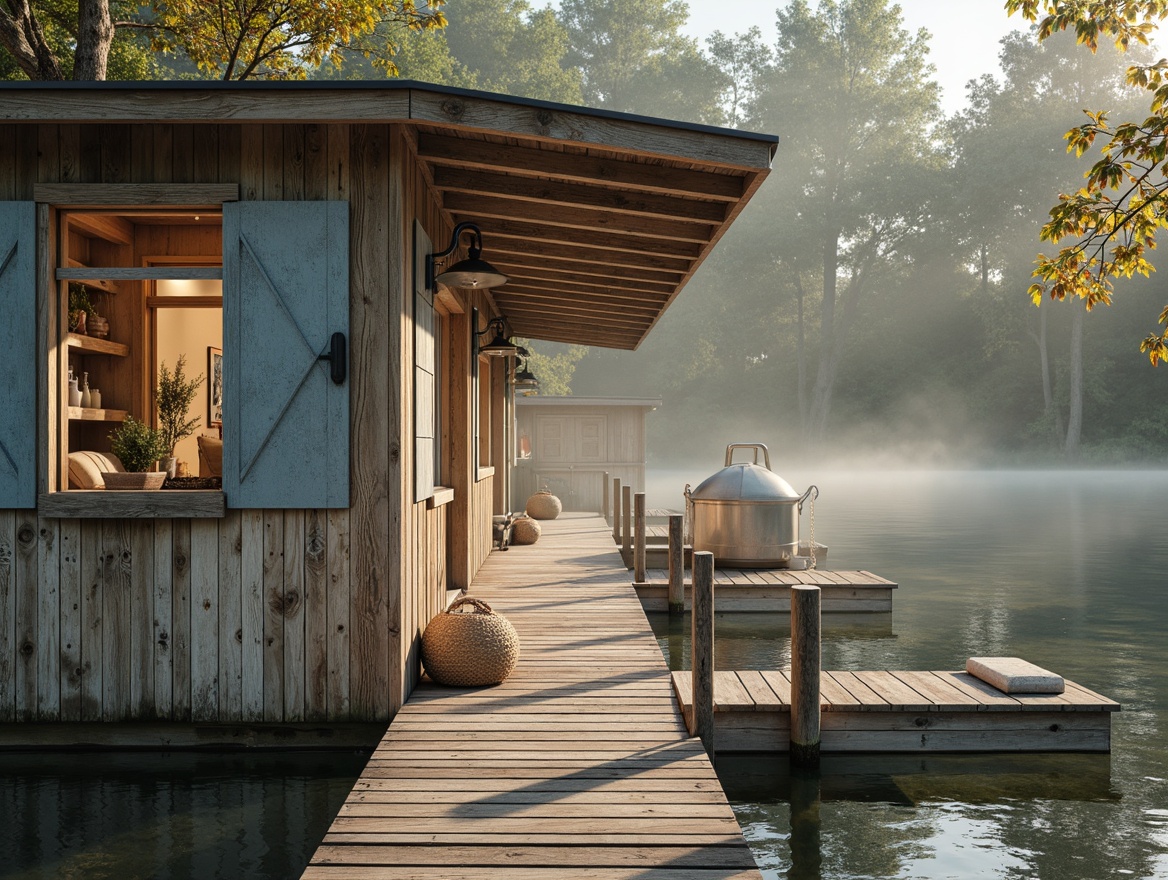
645,470 -> 1168,880
0,751 -> 367,880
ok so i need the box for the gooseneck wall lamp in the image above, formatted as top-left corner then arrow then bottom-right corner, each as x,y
475,315 -> 521,358
513,356 -> 540,391
426,222 -> 509,290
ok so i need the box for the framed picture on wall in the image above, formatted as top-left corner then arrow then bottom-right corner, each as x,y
208,346 -> 223,427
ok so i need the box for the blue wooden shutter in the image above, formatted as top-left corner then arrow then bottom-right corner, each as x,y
222,202 -> 349,509
0,203 -> 37,508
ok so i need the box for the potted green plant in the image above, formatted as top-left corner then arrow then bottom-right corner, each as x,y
68,283 -> 97,335
156,355 -> 204,478
106,415 -> 170,489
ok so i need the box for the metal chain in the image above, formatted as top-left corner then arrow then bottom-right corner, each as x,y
808,491 -> 816,570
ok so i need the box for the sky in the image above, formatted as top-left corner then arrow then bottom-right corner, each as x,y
679,0 -> 1028,114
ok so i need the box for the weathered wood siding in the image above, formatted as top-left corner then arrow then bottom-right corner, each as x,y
0,122 -> 496,724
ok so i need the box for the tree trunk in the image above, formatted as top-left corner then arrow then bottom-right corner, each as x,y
0,0 -> 66,80
793,271 -> 807,431
805,229 -> 840,447
1033,299 -> 1063,443
1064,303 -> 1084,459
74,0 -> 114,80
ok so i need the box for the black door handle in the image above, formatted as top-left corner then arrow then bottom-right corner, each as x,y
318,332 -> 347,385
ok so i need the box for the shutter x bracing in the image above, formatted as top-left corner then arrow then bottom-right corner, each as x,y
222,202 -> 349,509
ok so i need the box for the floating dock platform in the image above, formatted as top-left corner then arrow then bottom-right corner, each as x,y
637,569 -> 896,613
671,669 -> 1119,753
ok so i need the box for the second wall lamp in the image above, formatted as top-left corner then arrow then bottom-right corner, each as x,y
476,314 -> 521,358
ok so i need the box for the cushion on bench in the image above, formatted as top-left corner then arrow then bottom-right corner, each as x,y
966,656 -> 1065,694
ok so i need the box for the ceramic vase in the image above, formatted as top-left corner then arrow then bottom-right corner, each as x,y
68,369 -> 82,407
79,372 -> 91,408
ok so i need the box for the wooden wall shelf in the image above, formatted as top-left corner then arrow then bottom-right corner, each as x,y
68,406 -> 127,422
66,333 -> 129,357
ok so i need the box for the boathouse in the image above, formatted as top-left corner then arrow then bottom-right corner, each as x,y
512,395 -> 660,512
0,82 -> 775,738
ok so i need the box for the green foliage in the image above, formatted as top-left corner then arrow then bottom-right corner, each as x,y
371,0 -> 581,102
1007,0 -> 1168,364
149,0 -> 446,79
156,355 -> 204,455
518,340 -> 589,397
556,0 -> 721,123
109,415 -> 170,473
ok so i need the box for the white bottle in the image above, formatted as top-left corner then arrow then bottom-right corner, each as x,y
80,371 -> 91,408
91,388 -> 102,410
68,368 -> 82,407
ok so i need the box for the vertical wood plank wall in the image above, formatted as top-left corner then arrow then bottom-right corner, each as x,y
0,122 -> 490,724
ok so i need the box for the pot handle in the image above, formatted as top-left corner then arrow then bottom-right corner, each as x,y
725,443 -> 771,470
797,485 -> 819,512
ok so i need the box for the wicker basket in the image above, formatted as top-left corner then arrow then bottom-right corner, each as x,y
511,516 -> 541,545
421,597 -> 520,686
526,490 -> 562,520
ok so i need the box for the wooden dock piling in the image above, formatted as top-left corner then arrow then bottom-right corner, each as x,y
621,484 -> 632,556
692,550 -> 715,757
634,492 -> 646,583
602,471 -> 610,519
790,585 -> 822,766
612,477 -> 621,543
667,514 -> 684,614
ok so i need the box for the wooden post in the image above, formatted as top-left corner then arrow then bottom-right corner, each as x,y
633,492 -> 646,583
790,585 -> 821,767
621,485 -> 632,557
602,471 -> 610,520
691,550 -> 715,757
667,514 -> 684,614
612,477 -> 622,544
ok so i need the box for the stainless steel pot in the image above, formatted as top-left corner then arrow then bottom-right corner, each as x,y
686,443 -> 816,568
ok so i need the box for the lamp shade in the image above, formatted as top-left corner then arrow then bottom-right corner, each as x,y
434,255 -> 508,289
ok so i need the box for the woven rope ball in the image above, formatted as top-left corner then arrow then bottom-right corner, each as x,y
421,597 -> 520,686
526,490 -> 562,520
511,515 -> 541,545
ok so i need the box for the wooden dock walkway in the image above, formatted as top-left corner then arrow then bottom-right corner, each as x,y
672,669 -> 1119,754
303,513 -> 762,880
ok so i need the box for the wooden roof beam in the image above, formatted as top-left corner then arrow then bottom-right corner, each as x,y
483,234 -> 695,273
497,302 -> 656,330
500,280 -> 670,305
442,192 -> 715,245
417,133 -> 747,201
432,167 -> 729,225
511,319 -> 645,348
497,265 -> 676,296
488,251 -> 684,286
494,292 -> 662,319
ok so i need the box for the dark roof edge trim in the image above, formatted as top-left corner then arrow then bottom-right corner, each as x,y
0,79 -> 779,147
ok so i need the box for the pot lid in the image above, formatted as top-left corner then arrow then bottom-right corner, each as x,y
690,462 -> 802,502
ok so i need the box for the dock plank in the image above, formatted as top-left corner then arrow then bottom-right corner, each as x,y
305,514 -> 761,879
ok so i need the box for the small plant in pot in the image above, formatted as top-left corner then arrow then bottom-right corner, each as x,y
106,415 -> 170,490
68,283 -> 98,335
156,355 -> 204,478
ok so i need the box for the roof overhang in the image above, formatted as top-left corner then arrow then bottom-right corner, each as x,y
0,81 -> 777,350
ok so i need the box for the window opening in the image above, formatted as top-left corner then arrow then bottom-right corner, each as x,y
58,209 -> 223,491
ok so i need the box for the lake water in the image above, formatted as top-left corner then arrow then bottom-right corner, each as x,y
3,471 -> 1164,878
645,469 -> 1168,880
0,751 -> 367,879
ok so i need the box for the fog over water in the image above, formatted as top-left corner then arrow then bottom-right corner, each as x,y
646,468 -> 1168,879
